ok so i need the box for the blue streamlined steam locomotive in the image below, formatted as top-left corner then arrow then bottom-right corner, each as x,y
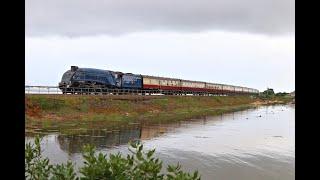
58,66 -> 142,93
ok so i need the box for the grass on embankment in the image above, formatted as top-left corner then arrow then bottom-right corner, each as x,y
25,94 -> 293,134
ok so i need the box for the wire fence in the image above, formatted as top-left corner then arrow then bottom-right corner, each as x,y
25,86 -> 63,94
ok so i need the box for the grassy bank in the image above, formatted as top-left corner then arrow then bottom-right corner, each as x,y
25,94 -> 293,134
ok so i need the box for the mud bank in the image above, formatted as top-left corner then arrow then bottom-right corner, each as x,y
25,95 -> 293,134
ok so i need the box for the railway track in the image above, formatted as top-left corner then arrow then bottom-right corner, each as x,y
25,85 -> 245,96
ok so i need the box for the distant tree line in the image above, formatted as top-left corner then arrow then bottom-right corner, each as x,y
260,88 -> 289,98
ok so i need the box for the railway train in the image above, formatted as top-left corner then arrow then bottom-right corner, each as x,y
59,66 -> 259,95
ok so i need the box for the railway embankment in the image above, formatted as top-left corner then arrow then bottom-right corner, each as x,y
25,95 -> 293,134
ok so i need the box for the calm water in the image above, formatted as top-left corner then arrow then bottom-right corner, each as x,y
25,104 -> 295,180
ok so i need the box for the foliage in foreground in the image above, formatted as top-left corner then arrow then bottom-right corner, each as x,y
25,136 -> 200,180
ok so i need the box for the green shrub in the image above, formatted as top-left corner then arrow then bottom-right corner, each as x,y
25,136 -> 201,180
25,136 -> 53,179
51,162 -> 76,180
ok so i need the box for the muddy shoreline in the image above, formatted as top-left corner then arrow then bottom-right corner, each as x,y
25,95 -> 293,135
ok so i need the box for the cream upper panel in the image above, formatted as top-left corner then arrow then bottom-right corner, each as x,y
159,79 -> 180,86
206,83 -> 223,90
143,77 -> 159,85
223,85 -> 234,91
235,87 -> 243,92
144,76 -> 182,87
181,81 -> 205,88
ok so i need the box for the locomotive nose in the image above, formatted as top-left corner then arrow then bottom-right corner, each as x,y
58,82 -> 65,87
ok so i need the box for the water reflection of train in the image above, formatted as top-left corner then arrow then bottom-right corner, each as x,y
57,128 -> 141,154
57,124 -> 173,154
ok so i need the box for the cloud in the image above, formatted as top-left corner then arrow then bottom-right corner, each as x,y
26,0 -> 294,37
25,32 -> 295,92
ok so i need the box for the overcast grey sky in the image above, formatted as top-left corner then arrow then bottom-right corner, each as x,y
26,0 -> 295,92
